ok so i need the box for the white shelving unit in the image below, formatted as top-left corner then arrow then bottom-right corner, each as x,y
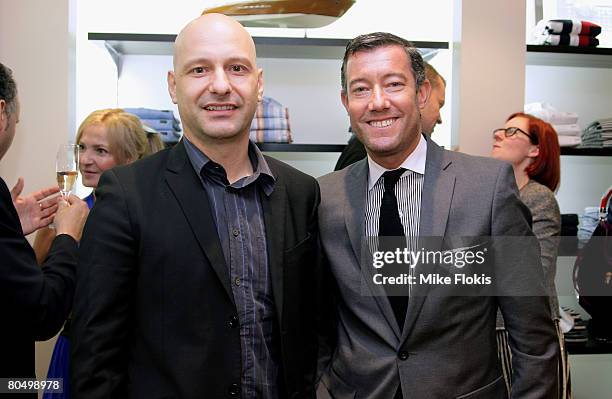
88,32 -> 450,177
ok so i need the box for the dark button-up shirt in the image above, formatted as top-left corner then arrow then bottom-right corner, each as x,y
183,137 -> 280,399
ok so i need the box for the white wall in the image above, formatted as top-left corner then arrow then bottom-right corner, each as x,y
77,0 -> 455,177
0,0 -> 76,192
0,0 -> 76,384
453,0 -> 526,156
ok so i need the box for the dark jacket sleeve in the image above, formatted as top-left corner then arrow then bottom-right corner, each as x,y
71,170 -> 136,398
0,178 -> 77,341
491,165 -> 559,399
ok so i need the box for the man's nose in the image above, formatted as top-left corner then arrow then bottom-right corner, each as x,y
209,68 -> 231,95
368,86 -> 390,111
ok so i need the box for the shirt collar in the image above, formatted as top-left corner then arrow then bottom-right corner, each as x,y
182,136 -> 276,196
367,133 -> 427,191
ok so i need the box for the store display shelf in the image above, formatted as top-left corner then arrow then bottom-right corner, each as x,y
526,45 -> 612,68
89,32 -> 449,59
560,147 -> 612,156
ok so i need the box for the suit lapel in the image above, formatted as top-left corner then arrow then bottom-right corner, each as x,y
346,160 -> 402,340
401,139 -> 455,342
260,164 -> 286,325
164,142 -> 235,305
345,161 -> 367,265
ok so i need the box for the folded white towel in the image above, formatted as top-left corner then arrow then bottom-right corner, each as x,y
524,102 -> 579,125
557,135 -> 581,147
553,124 -> 581,136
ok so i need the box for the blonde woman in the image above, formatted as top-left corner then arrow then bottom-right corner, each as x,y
37,108 -> 163,399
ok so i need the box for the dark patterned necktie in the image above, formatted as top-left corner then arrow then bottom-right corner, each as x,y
378,168 -> 408,330
378,169 -> 408,399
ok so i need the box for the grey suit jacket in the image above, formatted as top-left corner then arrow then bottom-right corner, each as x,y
317,137 -> 559,399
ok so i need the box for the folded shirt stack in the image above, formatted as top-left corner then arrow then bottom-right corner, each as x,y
123,108 -> 182,144
532,19 -> 602,47
582,118 -> 612,148
578,206 -> 601,243
524,102 -> 581,146
250,97 -> 292,143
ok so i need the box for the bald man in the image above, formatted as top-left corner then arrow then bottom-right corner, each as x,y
72,14 -> 320,399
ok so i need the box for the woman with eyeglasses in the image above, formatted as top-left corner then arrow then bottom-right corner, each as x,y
492,112 -> 570,398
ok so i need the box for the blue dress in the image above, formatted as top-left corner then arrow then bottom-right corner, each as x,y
43,193 -> 94,399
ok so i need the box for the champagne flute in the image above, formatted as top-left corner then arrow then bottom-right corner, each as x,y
56,143 -> 79,198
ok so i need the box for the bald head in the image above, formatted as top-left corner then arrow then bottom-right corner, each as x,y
173,14 -> 257,70
167,13 -> 264,148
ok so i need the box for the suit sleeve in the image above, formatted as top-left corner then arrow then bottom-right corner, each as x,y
71,170 -> 137,398
492,164 -> 559,399
1,180 -> 77,342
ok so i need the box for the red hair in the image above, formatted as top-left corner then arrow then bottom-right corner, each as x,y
507,112 -> 560,191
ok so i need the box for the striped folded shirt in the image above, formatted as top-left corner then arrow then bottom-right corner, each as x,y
534,33 -> 599,47
537,19 -> 602,37
141,118 -> 182,132
249,129 -> 292,143
255,97 -> 290,119
250,117 -> 290,131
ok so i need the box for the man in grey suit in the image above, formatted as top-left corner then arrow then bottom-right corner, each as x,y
317,32 -> 558,399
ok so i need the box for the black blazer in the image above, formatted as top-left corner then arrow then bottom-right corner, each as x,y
71,141 -> 320,399
0,177 -> 77,390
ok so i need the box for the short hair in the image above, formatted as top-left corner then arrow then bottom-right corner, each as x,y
341,32 -> 425,93
425,62 -> 446,90
0,63 -> 18,115
76,109 -> 163,165
507,112 -> 561,191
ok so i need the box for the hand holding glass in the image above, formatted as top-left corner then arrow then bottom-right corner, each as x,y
56,144 -> 79,198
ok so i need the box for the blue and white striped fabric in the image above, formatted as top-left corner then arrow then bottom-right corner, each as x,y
250,117 -> 290,131
140,118 -> 181,132
254,97 -> 288,119
365,170 -> 424,298
124,108 -> 182,143
249,97 -> 292,143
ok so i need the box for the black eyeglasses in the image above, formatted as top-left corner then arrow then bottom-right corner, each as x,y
492,127 -> 538,144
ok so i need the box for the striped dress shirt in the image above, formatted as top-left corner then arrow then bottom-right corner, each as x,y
183,137 -> 280,399
364,134 -> 426,298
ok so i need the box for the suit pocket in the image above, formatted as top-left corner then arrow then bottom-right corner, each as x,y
455,375 -> 506,399
285,232 -> 313,255
284,232 -> 316,268
318,367 -> 356,399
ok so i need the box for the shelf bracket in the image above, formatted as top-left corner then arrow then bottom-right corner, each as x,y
103,41 -> 124,78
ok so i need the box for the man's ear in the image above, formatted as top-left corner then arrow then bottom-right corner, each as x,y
257,68 -> 264,102
417,79 -> 431,110
167,71 -> 178,104
341,90 -> 349,113
0,99 -> 7,133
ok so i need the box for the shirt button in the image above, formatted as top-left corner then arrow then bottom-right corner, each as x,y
398,350 -> 409,361
228,315 -> 239,328
234,277 -> 241,287
228,383 -> 240,397
232,228 -> 240,237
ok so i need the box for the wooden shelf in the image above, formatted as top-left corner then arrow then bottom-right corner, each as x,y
89,32 -> 449,59
255,143 -> 345,152
560,147 -> 612,156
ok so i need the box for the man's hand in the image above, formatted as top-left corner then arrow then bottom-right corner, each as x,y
11,177 -> 61,235
54,195 -> 89,242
